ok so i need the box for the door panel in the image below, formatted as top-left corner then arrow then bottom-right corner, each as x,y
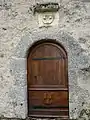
29,91 -> 68,107
29,60 -> 67,87
27,41 -> 69,118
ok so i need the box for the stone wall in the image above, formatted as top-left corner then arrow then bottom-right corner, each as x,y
0,0 -> 90,119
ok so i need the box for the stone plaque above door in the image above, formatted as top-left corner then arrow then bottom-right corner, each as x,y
34,3 -> 60,27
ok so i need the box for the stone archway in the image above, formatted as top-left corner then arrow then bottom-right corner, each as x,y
9,30 -> 88,119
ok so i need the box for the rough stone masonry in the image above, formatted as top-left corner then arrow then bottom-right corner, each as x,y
0,0 -> 90,119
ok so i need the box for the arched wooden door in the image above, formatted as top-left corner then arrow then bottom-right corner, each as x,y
27,40 -> 69,118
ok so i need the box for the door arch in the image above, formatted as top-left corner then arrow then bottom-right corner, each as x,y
27,40 -> 69,118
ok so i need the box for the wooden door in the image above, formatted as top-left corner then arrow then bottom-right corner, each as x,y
27,41 -> 69,118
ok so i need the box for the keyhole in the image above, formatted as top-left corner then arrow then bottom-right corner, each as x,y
34,76 -> 37,83
34,76 -> 37,79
